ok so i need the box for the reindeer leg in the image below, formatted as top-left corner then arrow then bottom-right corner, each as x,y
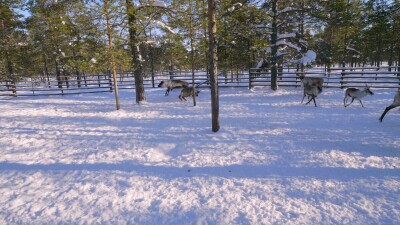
345,97 -> 355,107
379,105 -> 397,122
305,96 -> 314,105
359,100 -> 364,107
313,97 -> 317,107
301,94 -> 306,104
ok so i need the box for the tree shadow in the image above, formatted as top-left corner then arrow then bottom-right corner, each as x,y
0,161 -> 398,180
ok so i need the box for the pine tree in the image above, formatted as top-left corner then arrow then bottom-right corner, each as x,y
259,0 -> 307,90
0,0 -> 26,83
208,0 -> 219,132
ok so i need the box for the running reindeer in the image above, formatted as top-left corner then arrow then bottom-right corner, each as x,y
379,91 -> 400,122
158,80 -> 188,96
298,75 -> 324,105
179,86 -> 200,101
343,86 -> 374,107
303,85 -> 322,107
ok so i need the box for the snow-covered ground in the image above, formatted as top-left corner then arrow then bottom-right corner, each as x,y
0,87 -> 399,225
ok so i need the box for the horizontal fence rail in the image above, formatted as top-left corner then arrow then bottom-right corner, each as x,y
1,66 -> 399,97
249,67 -> 400,89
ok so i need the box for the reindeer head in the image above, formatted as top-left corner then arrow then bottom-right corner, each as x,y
157,81 -> 165,87
364,85 -> 374,96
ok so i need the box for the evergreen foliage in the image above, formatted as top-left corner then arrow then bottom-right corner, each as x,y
0,0 -> 399,83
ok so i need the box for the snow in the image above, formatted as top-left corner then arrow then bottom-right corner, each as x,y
274,40 -> 302,52
151,20 -> 176,34
256,59 -> 265,68
0,87 -> 399,224
278,7 -> 297,15
346,46 -> 361,55
228,3 -> 243,13
151,0 -> 167,8
298,50 -> 317,66
278,33 -> 296,40
45,0 -> 58,7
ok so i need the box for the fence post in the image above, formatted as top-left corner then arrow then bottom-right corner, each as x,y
31,82 -> 35,95
12,77 -> 17,96
248,68 -> 253,89
10,78 -> 17,97
340,71 -> 345,89
278,66 -> 283,81
397,67 -> 400,89
151,70 -> 155,88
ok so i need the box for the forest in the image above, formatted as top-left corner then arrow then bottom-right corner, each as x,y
1,0 -> 399,86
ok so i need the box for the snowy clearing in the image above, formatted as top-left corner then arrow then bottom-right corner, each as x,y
0,87 -> 399,225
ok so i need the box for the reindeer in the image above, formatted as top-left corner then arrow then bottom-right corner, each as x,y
379,91 -> 400,122
298,75 -> 324,104
158,80 -> 188,96
179,86 -> 200,101
343,86 -> 374,107
298,75 -> 324,87
303,84 -> 322,107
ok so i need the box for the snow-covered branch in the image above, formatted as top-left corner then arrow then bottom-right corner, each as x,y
255,24 -> 272,29
297,50 -> 317,66
148,0 -> 167,8
45,0 -> 58,7
277,33 -> 296,40
274,40 -> 301,52
227,3 -> 243,13
277,6 -> 304,16
139,0 -> 168,9
150,19 -> 176,34
346,46 -> 361,55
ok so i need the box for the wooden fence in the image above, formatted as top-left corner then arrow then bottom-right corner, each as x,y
249,66 -> 400,89
1,66 -> 399,97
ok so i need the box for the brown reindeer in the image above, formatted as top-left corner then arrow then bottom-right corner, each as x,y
298,75 -> 324,104
179,86 -> 200,101
158,80 -> 188,96
303,84 -> 322,107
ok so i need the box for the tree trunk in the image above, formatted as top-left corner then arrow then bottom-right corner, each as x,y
388,19 -> 396,71
189,0 -> 197,106
208,0 -> 219,132
376,33 -> 382,67
55,60 -> 62,88
126,0 -> 146,104
299,0 -> 305,73
43,54 -> 50,88
203,0 -> 210,85
270,0 -> 278,90
73,41 -> 82,87
5,51 -> 16,94
104,0 -> 120,110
